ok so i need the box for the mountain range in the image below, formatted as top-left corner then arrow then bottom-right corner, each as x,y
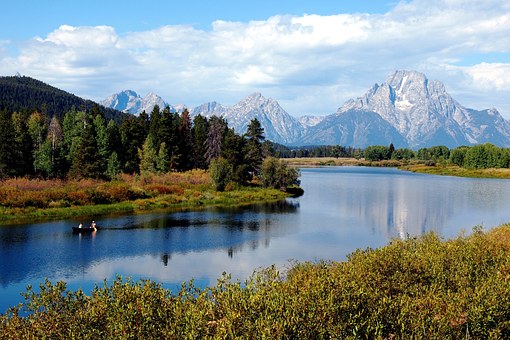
100,90 -> 187,115
103,70 -> 510,148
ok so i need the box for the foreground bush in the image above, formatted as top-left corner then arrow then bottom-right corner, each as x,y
2,225 -> 510,338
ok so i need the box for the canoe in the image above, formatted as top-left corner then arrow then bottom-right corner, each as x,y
72,226 -> 97,233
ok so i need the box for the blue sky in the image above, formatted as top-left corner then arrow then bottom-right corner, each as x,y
1,1 -> 393,39
1,0 -> 509,118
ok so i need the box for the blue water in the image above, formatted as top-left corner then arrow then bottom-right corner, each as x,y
2,167 -> 510,312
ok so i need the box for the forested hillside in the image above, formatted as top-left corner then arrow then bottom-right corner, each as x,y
0,75 -> 128,123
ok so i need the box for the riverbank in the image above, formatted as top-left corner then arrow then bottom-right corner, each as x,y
283,157 -> 510,179
0,171 -> 291,225
400,163 -> 510,179
2,224 -> 509,338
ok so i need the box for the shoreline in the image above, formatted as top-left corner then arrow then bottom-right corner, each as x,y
282,157 -> 510,179
0,186 -> 291,226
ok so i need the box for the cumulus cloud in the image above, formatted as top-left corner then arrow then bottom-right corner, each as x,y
1,0 -> 509,117
461,63 -> 510,90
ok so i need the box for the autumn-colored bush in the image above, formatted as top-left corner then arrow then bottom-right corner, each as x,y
2,225 -> 510,338
66,190 -> 91,206
145,184 -> 184,196
0,171 -> 211,209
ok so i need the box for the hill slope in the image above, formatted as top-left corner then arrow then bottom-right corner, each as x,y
0,75 -> 128,122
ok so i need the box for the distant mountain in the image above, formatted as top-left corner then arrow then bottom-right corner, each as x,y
336,70 -> 510,148
191,93 -> 305,145
302,109 -> 408,148
100,90 -> 176,115
298,115 -> 325,128
0,75 -> 128,123
190,101 -> 228,118
100,70 -> 510,148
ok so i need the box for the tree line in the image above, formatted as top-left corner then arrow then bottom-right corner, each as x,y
0,105 -> 300,191
273,144 -> 362,159
273,141 -> 510,170
363,143 -> 510,169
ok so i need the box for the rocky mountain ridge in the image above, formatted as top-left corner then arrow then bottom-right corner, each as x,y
100,90 -> 184,115
101,71 -> 510,148
337,70 -> 510,148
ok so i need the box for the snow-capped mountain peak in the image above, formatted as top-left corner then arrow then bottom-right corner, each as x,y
221,93 -> 305,144
100,90 -> 142,115
101,70 -> 510,148
336,70 -> 510,148
100,90 -> 174,115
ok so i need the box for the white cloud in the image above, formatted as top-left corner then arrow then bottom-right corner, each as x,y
461,63 -> 510,90
1,0 -> 509,117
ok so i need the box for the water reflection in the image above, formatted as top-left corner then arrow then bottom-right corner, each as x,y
0,200 -> 299,290
299,167 -> 510,240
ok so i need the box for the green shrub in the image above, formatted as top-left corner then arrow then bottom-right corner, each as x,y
209,157 -> 232,192
260,157 -> 300,190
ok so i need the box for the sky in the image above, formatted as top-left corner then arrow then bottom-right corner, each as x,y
1,0 -> 509,118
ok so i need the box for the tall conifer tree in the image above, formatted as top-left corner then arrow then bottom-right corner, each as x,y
0,109 -> 16,177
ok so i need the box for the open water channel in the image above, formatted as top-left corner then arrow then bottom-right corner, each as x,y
2,166 -> 510,312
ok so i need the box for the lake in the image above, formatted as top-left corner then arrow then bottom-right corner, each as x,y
2,166 -> 510,312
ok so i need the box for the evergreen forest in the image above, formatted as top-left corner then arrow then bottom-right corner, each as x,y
0,103 -> 284,186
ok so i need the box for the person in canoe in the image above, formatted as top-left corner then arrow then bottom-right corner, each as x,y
73,223 -> 96,233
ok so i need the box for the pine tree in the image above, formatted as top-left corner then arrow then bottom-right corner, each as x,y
222,128 -> 249,183
0,109 -> 17,178
62,109 -> 87,174
120,116 -> 148,174
177,109 -> 193,171
68,114 -> 102,179
156,142 -> 170,173
106,152 -> 121,180
159,107 -> 179,170
11,111 -> 34,176
244,118 -> 265,178
205,116 -> 227,165
192,114 -> 208,169
106,120 -> 123,168
93,114 -> 108,174
138,136 -> 158,174
148,105 -> 162,147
